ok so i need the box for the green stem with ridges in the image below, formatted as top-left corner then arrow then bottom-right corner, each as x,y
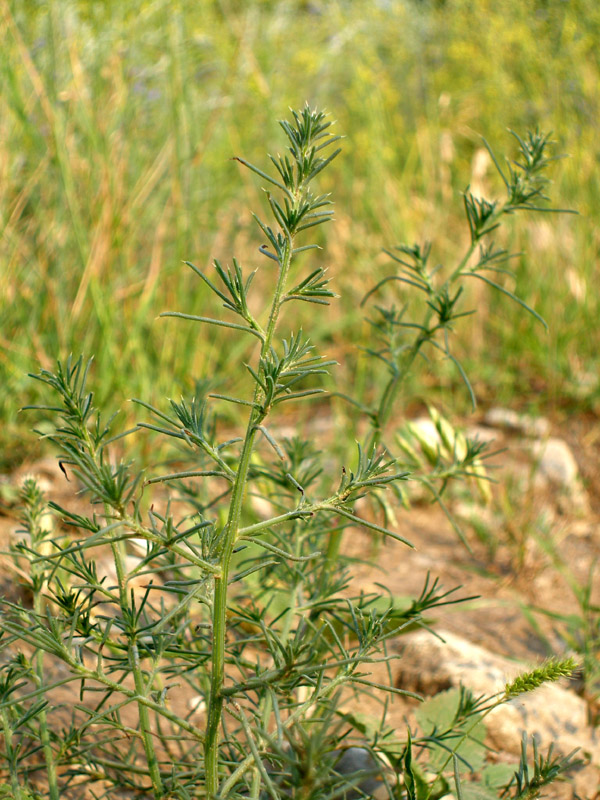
204,230 -> 296,797
1,707 -> 24,800
130,641 -> 164,798
32,603 -> 59,800
21,489 -> 62,800
110,533 -> 165,798
78,415 -> 166,797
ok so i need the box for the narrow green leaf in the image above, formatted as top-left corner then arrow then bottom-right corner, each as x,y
464,273 -> 548,330
327,505 -> 413,547
233,156 -> 292,197
160,312 -> 265,340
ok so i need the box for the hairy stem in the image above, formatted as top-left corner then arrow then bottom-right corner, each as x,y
130,641 -> 164,798
1,707 -> 24,800
111,535 -> 165,798
33,605 -> 59,800
205,232 -> 295,796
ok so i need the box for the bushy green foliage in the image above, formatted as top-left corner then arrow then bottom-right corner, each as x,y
0,107 -> 579,800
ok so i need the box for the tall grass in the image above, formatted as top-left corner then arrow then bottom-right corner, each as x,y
1,0 -> 599,466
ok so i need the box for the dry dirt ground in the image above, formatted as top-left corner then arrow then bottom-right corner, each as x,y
1,410 -> 599,798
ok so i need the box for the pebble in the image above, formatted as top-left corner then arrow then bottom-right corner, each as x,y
532,437 -> 580,489
484,407 -> 550,438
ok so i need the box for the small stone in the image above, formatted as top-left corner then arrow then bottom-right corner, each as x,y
333,747 -> 385,800
484,408 -> 550,438
484,408 -> 520,430
532,437 -> 579,489
531,438 -> 589,514
465,425 -> 499,445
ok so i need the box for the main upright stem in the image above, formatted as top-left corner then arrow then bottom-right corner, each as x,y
204,235 -> 295,796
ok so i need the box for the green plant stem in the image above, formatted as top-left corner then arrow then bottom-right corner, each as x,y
32,609 -> 59,800
252,691 -> 274,800
204,232 -> 295,797
204,413 -> 264,794
69,421 -> 167,796
423,697 -> 501,800
370,202 -> 507,445
130,641 -> 164,798
21,495 -> 62,800
111,535 -> 164,799
372,330 -> 430,445
1,707 -> 24,800
280,523 -> 305,643
323,522 -> 345,572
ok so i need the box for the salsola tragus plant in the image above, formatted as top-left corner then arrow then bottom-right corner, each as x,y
0,108 -> 578,799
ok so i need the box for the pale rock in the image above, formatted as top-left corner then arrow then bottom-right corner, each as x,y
484,408 -> 521,431
394,629 -> 600,797
532,437 -> 589,514
465,425 -> 500,446
484,408 -> 550,438
532,438 -> 579,488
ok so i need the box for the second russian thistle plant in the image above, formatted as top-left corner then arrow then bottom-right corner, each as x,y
0,108 -> 578,799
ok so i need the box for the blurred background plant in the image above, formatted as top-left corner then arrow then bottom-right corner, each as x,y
1,0 -> 599,468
